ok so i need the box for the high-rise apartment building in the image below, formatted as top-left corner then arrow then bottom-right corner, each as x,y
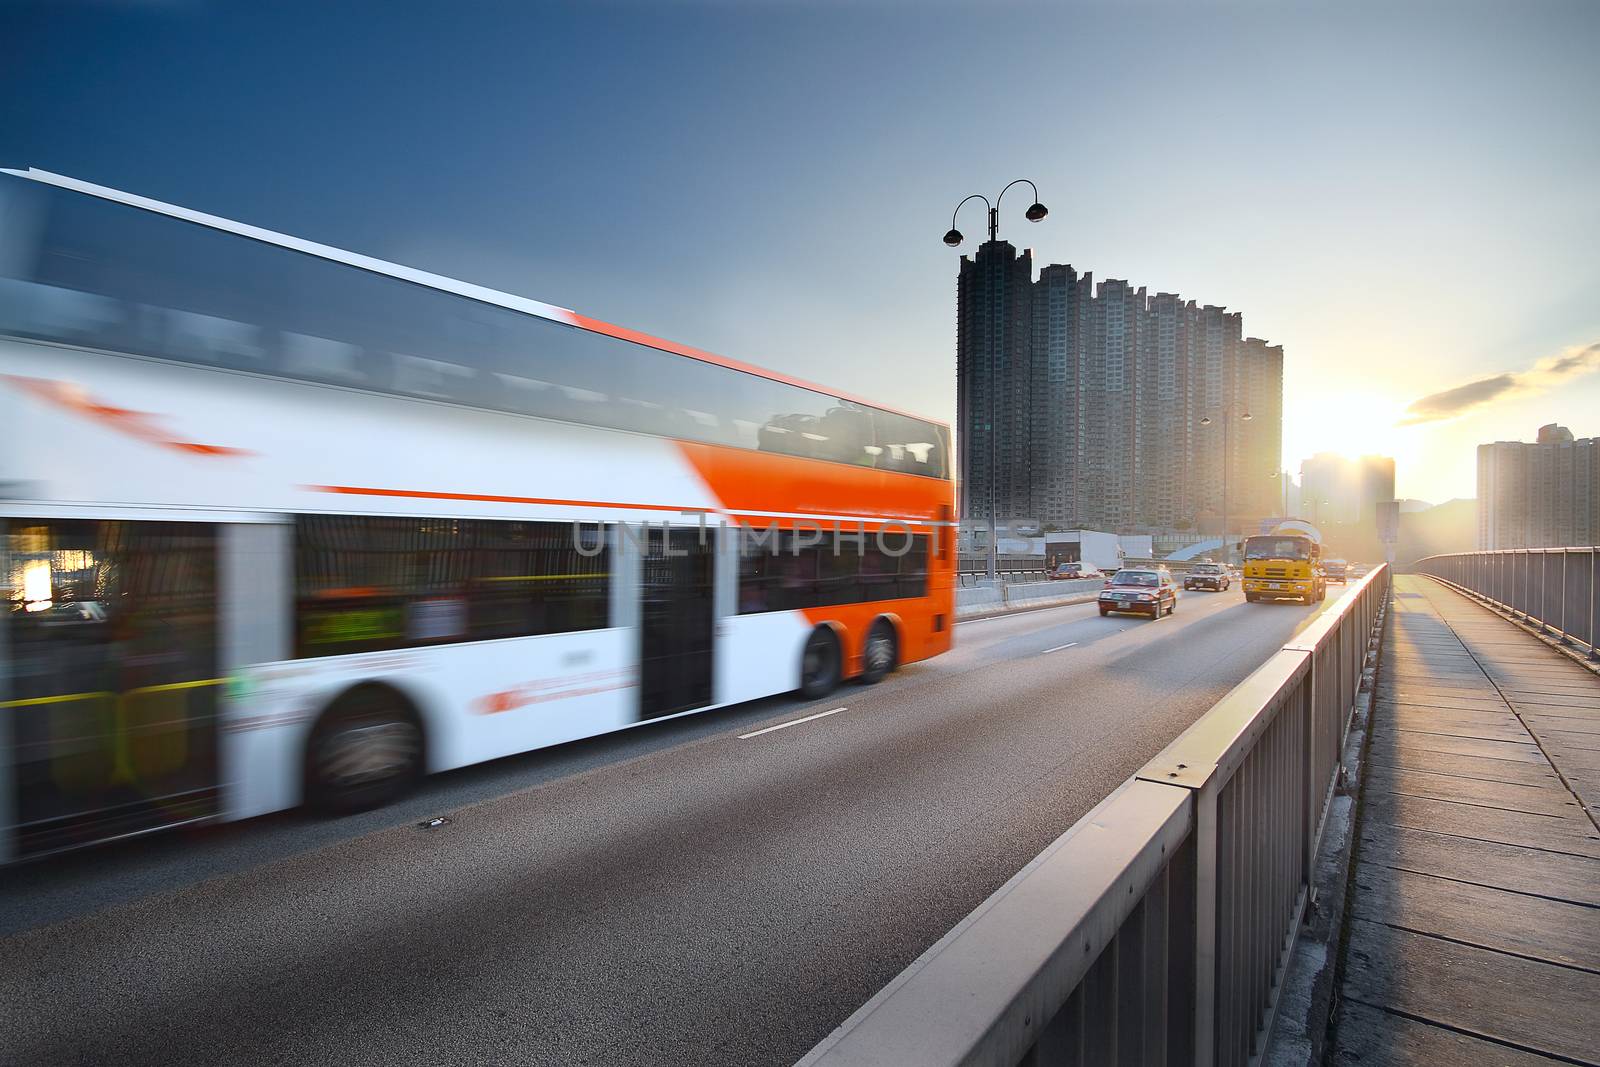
955,240 -> 1034,522
1031,263 -> 1090,528
1234,338 -> 1286,526
955,241 -> 1284,535
1477,424 -> 1600,548
1299,453 -> 1395,528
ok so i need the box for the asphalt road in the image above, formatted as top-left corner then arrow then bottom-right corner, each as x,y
1,582 -> 1357,1066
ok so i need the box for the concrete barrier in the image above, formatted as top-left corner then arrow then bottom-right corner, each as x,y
955,578 -> 1104,618
954,585 -> 1003,612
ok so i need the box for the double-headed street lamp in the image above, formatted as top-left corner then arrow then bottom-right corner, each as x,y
943,179 -> 1048,583
944,180 -> 1048,249
1200,408 -> 1252,562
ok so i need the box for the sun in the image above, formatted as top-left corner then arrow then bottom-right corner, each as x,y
1282,390 -> 1421,474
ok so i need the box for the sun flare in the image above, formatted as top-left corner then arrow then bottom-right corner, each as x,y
1283,391 -> 1422,477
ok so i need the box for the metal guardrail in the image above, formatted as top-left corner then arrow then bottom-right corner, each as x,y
1414,548 -> 1597,660
800,565 -> 1390,1067
957,558 -> 1053,585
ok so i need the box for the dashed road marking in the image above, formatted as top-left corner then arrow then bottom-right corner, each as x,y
739,707 -> 848,739
1040,642 -> 1079,654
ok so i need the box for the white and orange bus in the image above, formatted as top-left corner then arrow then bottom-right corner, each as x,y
0,168 -> 954,861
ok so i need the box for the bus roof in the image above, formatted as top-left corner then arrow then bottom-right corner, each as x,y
1,167 -> 943,428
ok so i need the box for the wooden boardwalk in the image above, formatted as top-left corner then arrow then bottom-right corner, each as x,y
1334,574 -> 1600,1066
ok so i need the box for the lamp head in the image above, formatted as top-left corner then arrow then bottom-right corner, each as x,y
1024,201 -> 1048,222
942,228 -> 964,247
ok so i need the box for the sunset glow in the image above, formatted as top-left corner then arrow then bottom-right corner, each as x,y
1283,391 -> 1421,475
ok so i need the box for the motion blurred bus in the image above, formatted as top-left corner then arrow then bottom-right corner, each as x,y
0,168 -> 955,861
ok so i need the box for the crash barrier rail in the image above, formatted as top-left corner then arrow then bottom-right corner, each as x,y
957,557 -> 1106,585
958,572 -> 1050,588
802,565 -> 1390,1067
1415,547 -> 1597,660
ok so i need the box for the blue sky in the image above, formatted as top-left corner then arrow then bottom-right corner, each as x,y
4,0 -> 1596,500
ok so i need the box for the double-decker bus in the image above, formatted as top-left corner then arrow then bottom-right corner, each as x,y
0,168 -> 954,861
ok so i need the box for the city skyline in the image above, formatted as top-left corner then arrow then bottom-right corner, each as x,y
956,238 -> 1284,535
5,1 -> 1597,503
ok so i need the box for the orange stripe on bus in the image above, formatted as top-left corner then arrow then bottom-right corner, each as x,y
306,485 -> 708,513
673,440 -> 950,524
5,375 -> 252,458
565,312 -> 943,424
303,484 -> 941,527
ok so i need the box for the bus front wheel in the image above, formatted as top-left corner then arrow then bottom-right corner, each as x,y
306,685 -> 424,814
800,627 -> 843,699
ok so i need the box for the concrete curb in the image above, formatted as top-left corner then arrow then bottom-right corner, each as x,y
1263,589 -> 1391,1067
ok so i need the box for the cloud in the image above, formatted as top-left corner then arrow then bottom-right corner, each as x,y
1399,342 -> 1600,426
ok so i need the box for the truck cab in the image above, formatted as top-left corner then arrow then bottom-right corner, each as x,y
1241,533 -> 1327,604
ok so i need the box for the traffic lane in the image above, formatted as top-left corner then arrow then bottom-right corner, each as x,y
950,576 -> 1348,663
0,596 -> 1142,934
0,580 -> 1348,937
0,586 -> 1242,934
2,585 -> 1332,1066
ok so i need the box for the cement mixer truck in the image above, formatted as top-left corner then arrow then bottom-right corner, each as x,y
1240,522 -> 1327,604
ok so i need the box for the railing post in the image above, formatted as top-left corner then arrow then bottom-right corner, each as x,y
1520,550 -> 1529,619
1193,779 -> 1219,1067
1580,550 -> 1593,659
1590,548 -> 1598,660
1558,550 -> 1570,644
1538,552 -> 1548,633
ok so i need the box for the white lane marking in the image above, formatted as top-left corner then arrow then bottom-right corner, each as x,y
739,707 -> 848,739
1040,642 -> 1079,654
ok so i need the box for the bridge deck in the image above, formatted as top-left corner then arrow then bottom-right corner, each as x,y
1334,574 -> 1600,1066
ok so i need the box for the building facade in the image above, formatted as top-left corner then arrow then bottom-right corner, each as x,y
1300,453 -> 1395,528
956,241 -> 1284,536
956,240 -> 1035,523
1477,424 -> 1600,548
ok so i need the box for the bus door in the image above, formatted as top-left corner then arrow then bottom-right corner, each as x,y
2,520 -> 221,858
638,526 -> 714,719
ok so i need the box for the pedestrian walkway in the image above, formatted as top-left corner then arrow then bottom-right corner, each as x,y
1333,574 -> 1600,1066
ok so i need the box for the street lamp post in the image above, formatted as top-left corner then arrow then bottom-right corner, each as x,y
943,179 -> 1049,584
1269,469 -> 1289,517
1200,408 -> 1251,563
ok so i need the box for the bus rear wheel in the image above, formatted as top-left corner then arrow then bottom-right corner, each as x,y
306,686 -> 424,814
800,627 -> 843,699
859,620 -> 898,685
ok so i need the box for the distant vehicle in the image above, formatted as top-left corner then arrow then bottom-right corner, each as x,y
0,168 -> 957,862
1099,567 -> 1178,619
1242,532 -> 1327,605
1051,562 -> 1103,581
1325,558 -> 1348,583
1183,562 -> 1231,592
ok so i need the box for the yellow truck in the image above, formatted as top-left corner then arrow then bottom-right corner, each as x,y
1241,531 -> 1327,604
